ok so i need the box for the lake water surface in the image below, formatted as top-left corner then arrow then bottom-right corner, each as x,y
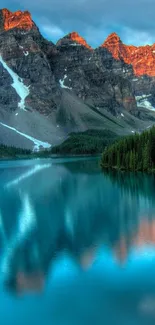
0,157 -> 155,325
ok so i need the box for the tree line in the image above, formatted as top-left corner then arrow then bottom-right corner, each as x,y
0,144 -> 31,158
51,129 -> 118,155
101,126 -> 155,172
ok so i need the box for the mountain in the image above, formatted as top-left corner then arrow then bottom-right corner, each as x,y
102,33 -> 155,117
0,9 -> 155,150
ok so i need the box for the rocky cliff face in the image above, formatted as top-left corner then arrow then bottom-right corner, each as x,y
101,32 -> 155,116
102,32 -> 155,77
53,32 -> 137,115
0,9 -> 154,150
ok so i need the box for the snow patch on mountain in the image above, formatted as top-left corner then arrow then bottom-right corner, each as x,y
70,43 -> 81,46
0,122 -> 51,151
0,55 -> 30,110
59,75 -> 72,90
136,94 -> 152,100
135,94 -> 155,110
24,51 -> 29,56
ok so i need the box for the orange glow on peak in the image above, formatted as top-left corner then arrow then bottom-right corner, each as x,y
69,31 -> 92,50
102,32 -> 155,77
2,8 -> 35,31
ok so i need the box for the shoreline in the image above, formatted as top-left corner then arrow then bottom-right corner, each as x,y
0,153 -> 101,161
101,164 -> 155,173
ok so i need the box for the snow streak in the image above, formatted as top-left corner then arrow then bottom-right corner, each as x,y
0,122 -> 51,151
0,55 -> 30,110
59,74 -> 72,89
24,51 -> 29,56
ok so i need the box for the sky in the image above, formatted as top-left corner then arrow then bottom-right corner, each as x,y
0,0 -> 155,48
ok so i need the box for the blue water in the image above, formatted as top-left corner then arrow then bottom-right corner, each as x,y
0,157 -> 155,324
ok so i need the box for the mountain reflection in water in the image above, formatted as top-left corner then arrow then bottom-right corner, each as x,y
0,159 -> 155,324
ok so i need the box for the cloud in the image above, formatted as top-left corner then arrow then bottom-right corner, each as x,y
122,28 -> 155,46
40,23 -> 64,42
1,0 -> 155,47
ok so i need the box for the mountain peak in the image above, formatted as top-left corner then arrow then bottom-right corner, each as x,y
100,32 -> 125,61
101,32 -> 121,48
1,8 -> 35,31
100,32 -> 155,77
68,31 -> 92,49
107,32 -> 121,40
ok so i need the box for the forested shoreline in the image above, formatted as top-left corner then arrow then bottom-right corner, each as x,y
0,144 -> 31,158
101,126 -> 155,172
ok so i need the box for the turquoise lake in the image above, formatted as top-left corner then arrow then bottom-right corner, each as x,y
0,157 -> 155,325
